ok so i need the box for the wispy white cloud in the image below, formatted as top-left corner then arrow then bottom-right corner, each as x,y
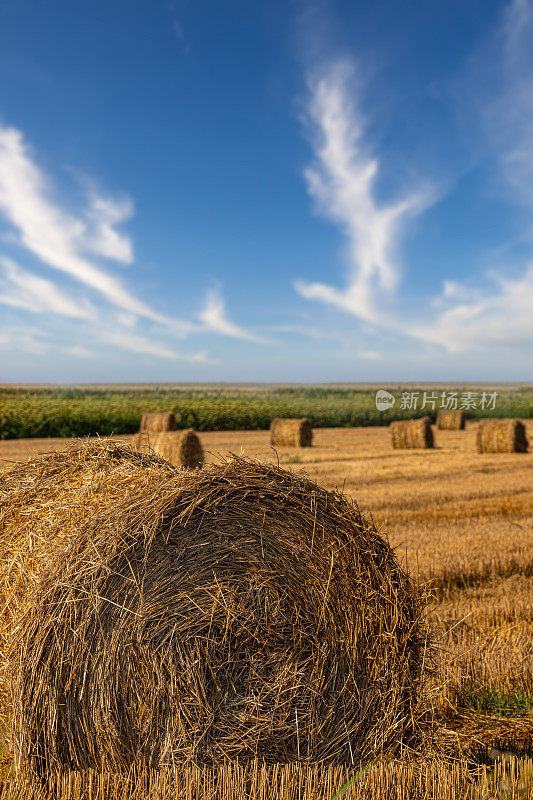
0,318 -> 212,363
81,192 -> 134,264
357,349 -> 382,361
412,265 -> 533,351
63,344 -> 94,359
97,327 -> 209,361
0,125 -> 169,322
0,324 -> 50,355
296,60 -> 433,323
267,323 -> 346,343
199,288 -> 269,342
0,257 -> 95,318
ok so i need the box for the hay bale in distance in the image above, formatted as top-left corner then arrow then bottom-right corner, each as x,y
270,418 -> 313,447
436,409 -> 466,430
140,411 -> 177,432
4,444 -> 427,774
134,429 -> 204,469
390,417 -> 434,449
476,419 -> 528,453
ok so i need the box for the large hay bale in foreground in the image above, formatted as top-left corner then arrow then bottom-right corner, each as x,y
3,443 -> 427,774
436,410 -> 466,430
270,418 -> 313,447
390,417 -> 434,449
140,411 -> 177,432
476,419 -> 528,453
133,429 -> 203,468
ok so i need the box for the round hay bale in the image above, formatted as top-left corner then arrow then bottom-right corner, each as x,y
140,412 -> 177,432
476,419 -> 528,453
4,446 -> 427,775
269,418 -> 313,447
436,410 -> 466,431
133,429 -> 204,469
390,417 -> 434,449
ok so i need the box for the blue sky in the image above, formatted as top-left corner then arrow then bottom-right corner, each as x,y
0,0 -> 532,382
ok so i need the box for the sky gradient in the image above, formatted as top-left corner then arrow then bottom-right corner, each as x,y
0,0 -> 532,382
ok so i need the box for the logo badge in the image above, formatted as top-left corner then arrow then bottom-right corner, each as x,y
375,389 -> 396,411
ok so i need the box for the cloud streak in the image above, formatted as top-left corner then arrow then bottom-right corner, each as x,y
97,327 -> 210,361
413,266 -> 533,351
0,125 -> 171,322
199,288 -> 269,342
82,192 -> 134,264
296,60 -> 432,323
0,257 -> 95,319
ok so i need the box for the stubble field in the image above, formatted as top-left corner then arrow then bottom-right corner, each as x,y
1,421 -> 533,798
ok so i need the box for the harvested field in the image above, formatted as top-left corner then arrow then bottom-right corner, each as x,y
1,419 -> 533,797
2,420 -> 532,586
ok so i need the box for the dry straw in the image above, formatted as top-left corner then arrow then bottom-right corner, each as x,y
139,412 -> 177,432
269,418 -> 313,447
133,429 -> 204,469
475,419 -> 528,453
0,441 -> 428,776
436,410 -> 466,431
390,417 -> 434,449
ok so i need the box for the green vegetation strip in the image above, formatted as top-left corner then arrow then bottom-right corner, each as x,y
1,386 -> 531,439
459,687 -> 533,716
